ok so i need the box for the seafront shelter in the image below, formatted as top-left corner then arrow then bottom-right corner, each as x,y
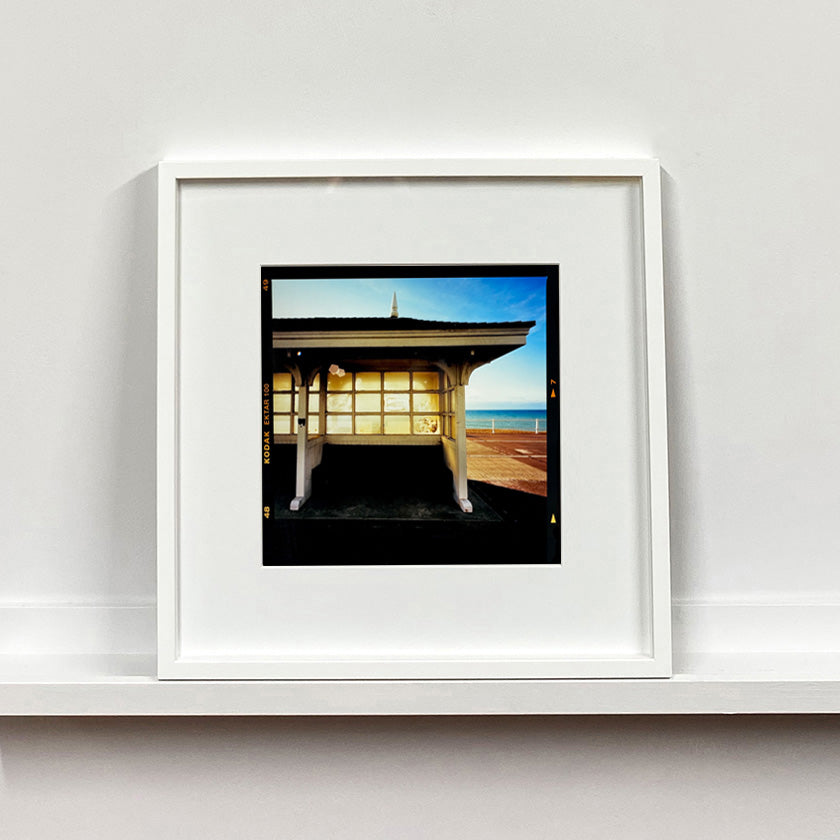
272,303 -> 534,512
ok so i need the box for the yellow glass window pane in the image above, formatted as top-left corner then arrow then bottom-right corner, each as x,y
413,415 -> 440,435
355,371 -> 381,391
384,415 -> 411,434
412,393 -> 439,413
308,392 -> 320,413
384,372 -> 410,391
273,373 -> 292,391
384,393 -> 409,412
412,371 -> 439,391
327,393 -> 352,412
273,415 -> 291,434
327,372 -> 352,391
310,374 -> 320,390
309,416 -> 320,435
355,393 -> 381,412
326,414 -> 352,434
273,393 -> 292,413
355,415 -> 382,434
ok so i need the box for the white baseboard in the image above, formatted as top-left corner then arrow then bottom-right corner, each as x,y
673,599 -> 840,654
0,603 -> 156,655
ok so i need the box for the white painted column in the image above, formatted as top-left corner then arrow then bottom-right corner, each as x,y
451,383 -> 472,513
290,381 -> 310,510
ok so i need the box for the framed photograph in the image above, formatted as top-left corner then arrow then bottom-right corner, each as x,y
261,264 -> 560,567
158,159 -> 671,680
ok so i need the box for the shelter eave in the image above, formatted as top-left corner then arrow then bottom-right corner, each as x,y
273,325 -> 532,350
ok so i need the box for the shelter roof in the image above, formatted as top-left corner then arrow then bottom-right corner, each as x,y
271,316 -> 535,370
272,317 -> 535,332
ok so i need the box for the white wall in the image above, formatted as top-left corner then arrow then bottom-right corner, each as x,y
2,1 -> 839,836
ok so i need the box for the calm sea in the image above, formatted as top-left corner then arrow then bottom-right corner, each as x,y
465,409 -> 547,432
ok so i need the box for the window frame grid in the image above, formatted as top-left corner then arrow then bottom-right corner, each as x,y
323,370 -> 443,436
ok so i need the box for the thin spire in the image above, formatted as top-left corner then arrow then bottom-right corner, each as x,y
390,291 -> 399,318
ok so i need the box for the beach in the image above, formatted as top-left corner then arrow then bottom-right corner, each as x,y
465,429 -> 547,496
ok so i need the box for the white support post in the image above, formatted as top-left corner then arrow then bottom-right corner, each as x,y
450,383 -> 473,513
290,380 -> 310,511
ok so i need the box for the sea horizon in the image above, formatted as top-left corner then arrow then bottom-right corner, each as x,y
465,408 -> 547,431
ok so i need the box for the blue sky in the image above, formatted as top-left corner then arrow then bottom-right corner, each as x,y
272,275 -> 547,409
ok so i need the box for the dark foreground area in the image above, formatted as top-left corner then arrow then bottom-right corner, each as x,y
265,445 -> 548,565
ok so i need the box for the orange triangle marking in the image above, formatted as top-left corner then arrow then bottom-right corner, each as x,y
550,388 -> 556,398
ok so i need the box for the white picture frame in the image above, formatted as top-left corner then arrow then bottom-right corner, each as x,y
157,159 -> 671,681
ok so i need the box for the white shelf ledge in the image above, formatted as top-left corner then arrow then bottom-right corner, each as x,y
2,653 -> 840,715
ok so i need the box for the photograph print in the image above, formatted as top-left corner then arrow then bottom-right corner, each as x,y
261,265 -> 559,565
